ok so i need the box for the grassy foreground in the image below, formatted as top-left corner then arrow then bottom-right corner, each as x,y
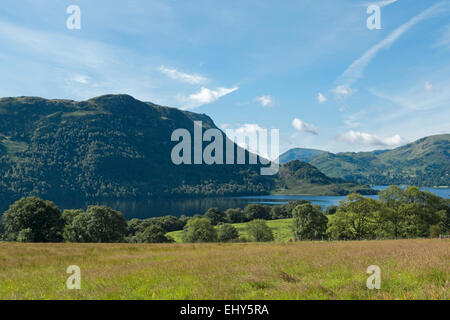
0,239 -> 448,300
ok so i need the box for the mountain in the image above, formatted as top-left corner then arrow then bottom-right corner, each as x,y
273,160 -> 375,195
310,134 -> 450,187
278,148 -> 326,164
0,95 -> 272,204
0,95 -> 375,209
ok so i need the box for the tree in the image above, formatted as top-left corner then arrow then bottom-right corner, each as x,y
136,225 -> 173,243
291,203 -> 328,240
204,208 -> 227,225
270,206 -> 290,220
246,220 -> 274,242
245,204 -> 271,221
66,206 -> 128,243
327,194 -> 382,240
17,228 -> 34,243
325,205 -> 338,216
225,208 -> 246,223
2,196 -> 64,242
217,224 -> 239,242
182,218 -> 217,243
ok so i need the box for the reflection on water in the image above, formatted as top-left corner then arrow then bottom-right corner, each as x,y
56,186 -> 449,220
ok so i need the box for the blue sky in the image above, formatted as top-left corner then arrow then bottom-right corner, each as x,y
0,0 -> 449,153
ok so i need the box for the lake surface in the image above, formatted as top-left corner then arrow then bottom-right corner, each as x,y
60,186 -> 450,220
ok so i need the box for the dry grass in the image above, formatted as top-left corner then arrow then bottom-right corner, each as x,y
0,239 -> 448,300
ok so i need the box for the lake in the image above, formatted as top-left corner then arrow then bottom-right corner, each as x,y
62,186 -> 450,220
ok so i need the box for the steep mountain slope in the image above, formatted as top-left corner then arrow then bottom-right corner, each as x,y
0,95 -> 272,203
310,134 -> 450,186
278,148 -> 326,164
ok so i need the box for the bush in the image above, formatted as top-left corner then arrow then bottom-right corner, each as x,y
246,220 -> 274,242
291,203 -> 328,240
136,225 -> 173,243
182,218 -> 217,243
2,197 -> 64,242
217,224 -> 239,242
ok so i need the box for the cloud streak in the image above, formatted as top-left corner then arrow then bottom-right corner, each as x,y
183,86 -> 238,109
337,2 -> 448,88
158,66 -> 208,84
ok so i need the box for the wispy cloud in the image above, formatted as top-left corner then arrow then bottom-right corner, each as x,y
292,118 -> 319,135
183,86 -> 238,109
337,130 -> 405,147
317,92 -> 327,103
255,95 -> 274,107
337,2 -> 448,88
330,85 -> 355,99
157,66 -> 208,84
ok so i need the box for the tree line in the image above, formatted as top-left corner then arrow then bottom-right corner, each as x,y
0,186 -> 448,243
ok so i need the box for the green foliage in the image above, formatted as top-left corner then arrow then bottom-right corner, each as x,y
245,204 -> 272,221
17,228 -> 34,243
328,187 -> 449,240
325,205 -> 338,215
291,203 -> 328,240
217,223 -> 239,242
225,208 -> 246,223
2,196 -> 64,242
327,194 -> 382,240
64,206 -> 128,243
246,220 -> 274,242
204,208 -> 227,225
182,218 -> 217,243
135,224 -> 173,243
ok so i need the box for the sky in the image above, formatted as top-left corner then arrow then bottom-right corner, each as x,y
0,0 -> 449,154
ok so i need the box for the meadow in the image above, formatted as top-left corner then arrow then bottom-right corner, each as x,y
167,218 -> 295,243
0,239 -> 448,300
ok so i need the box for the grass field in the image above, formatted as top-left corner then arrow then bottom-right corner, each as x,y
0,239 -> 448,300
167,218 -> 295,243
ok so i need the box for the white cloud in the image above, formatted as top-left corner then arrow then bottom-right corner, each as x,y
338,130 -> 405,147
158,66 -> 207,84
292,118 -> 319,135
183,86 -> 238,109
337,2 -> 447,88
317,92 -> 327,103
330,85 -> 355,99
71,75 -> 90,85
424,81 -> 433,91
255,95 -> 274,107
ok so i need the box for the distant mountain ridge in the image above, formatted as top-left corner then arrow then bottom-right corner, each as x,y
281,134 -> 450,187
278,148 -> 326,164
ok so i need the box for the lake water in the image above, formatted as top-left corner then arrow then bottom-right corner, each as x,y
65,186 -> 449,220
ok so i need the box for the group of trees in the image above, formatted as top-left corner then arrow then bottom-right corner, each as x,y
328,186 -> 449,240
0,197 -> 129,243
0,186 -> 448,243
